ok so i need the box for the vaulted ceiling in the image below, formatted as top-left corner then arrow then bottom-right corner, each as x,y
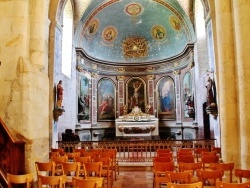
72,0 -> 196,75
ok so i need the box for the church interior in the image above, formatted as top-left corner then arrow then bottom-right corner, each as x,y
1,0 -> 250,187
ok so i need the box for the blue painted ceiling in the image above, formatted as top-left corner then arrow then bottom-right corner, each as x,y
75,0 -> 196,65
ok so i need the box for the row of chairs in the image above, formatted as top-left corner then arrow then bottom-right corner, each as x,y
153,160 -> 250,188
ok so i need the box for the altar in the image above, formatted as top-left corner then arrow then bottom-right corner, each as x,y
115,106 -> 159,137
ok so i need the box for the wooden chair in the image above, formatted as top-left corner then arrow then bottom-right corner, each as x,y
7,173 -> 33,188
74,156 -> 91,176
201,155 -> 219,169
166,170 -> 193,184
73,177 -> 103,188
62,162 -> 80,187
38,174 -> 67,188
153,162 -> 175,188
65,152 -> 81,161
177,155 -> 195,163
100,150 -> 117,181
178,162 -> 203,183
35,161 -> 55,176
102,148 -> 119,176
235,169 -> 250,183
211,147 -> 222,158
94,157 -> 113,188
167,181 -> 203,188
51,148 -> 65,156
194,148 -> 209,162
74,148 -> 86,156
216,181 -> 250,188
84,162 -> 102,178
201,151 -> 217,157
197,169 -> 224,186
51,155 -> 68,175
210,162 -> 234,182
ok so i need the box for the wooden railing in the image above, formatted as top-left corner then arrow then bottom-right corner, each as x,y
57,138 -> 216,162
0,117 -> 25,187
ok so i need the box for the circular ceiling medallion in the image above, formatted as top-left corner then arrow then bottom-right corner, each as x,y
125,3 -> 142,16
151,25 -> 166,41
102,26 -> 117,43
87,19 -> 99,35
169,16 -> 181,30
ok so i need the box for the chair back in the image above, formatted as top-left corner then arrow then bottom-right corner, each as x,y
74,148 -> 86,156
197,169 -> 224,186
166,170 -> 192,184
210,162 -> 234,182
51,148 -> 64,156
211,147 -> 222,158
235,169 -> 250,183
157,148 -> 172,153
194,148 -> 209,162
201,151 -> 217,156
65,152 -> 81,161
35,161 -> 55,176
216,181 -> 250,188
157,152 -> 173,158
74,156 -> 91,163
178,162 -> 203,175
38,174 -> 66,188
201,155 -> 219,169
153,162 -> 175,172
7,173 -> 33,188
177,155 -> 195,163
84,162 -> 102,178
167,181 -> 203,188
73,177 -> 103,188
153,156 -> 173,163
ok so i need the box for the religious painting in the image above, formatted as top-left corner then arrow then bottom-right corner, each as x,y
169,15 -> 181,31
97,78 -> 116,121
157,76 -> 176,120
125,3 -> 142,16
102,26 -> 117,43
151,25 -> 166,41
126,77 -> 146,113
78,75 -> 90,122
183,72 -> 192,117
87,19 -> 99,35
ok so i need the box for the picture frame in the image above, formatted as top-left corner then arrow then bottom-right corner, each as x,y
97,78 -> 116,121
183,71 -> 192,118
157,76 -> 176,120
78,74 -> 91,122
126,77 -> 146,113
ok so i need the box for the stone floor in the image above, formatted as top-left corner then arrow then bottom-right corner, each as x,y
113,166 -> 154,188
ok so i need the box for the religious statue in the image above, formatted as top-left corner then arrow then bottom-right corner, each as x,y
206,77 -> 214,107
130,81 -> 142,110
57,80 -> 63,107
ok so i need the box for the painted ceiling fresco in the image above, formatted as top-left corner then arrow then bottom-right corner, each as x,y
74,0 -> 196,65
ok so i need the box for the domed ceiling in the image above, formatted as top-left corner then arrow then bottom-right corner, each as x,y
75,0 -> 196,74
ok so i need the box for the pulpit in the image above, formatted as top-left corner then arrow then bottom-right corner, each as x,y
115,106 -> 159,137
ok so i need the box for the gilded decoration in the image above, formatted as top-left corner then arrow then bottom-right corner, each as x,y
87,19 -> 99,35
151,25 -> 166,41
117,76 -> 125,81
146,75 -> 155,80
169,15 -> 181,30
173,69 -> 180,75
122,36 -> 149,58
102,26 -> 117,43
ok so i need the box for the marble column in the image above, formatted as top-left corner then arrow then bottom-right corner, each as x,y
214,0 -> 239,166
232,0 -> 250,169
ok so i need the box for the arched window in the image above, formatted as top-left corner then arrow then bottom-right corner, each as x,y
61,1 -> 73,77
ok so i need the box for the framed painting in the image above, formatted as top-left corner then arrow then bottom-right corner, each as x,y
157,76 -> 176,120
78,74 -> 91,122
183,72 -> 192,117
126,77 -> 146,113
97,78 -> 116,121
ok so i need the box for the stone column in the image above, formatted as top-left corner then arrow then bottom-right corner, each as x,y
214,0 -> 239,165
117,76 -> 125,116
146,75 -> 155,115
232,0 -> 250,169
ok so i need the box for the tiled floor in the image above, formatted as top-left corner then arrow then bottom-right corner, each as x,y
113,166 -> 154,188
